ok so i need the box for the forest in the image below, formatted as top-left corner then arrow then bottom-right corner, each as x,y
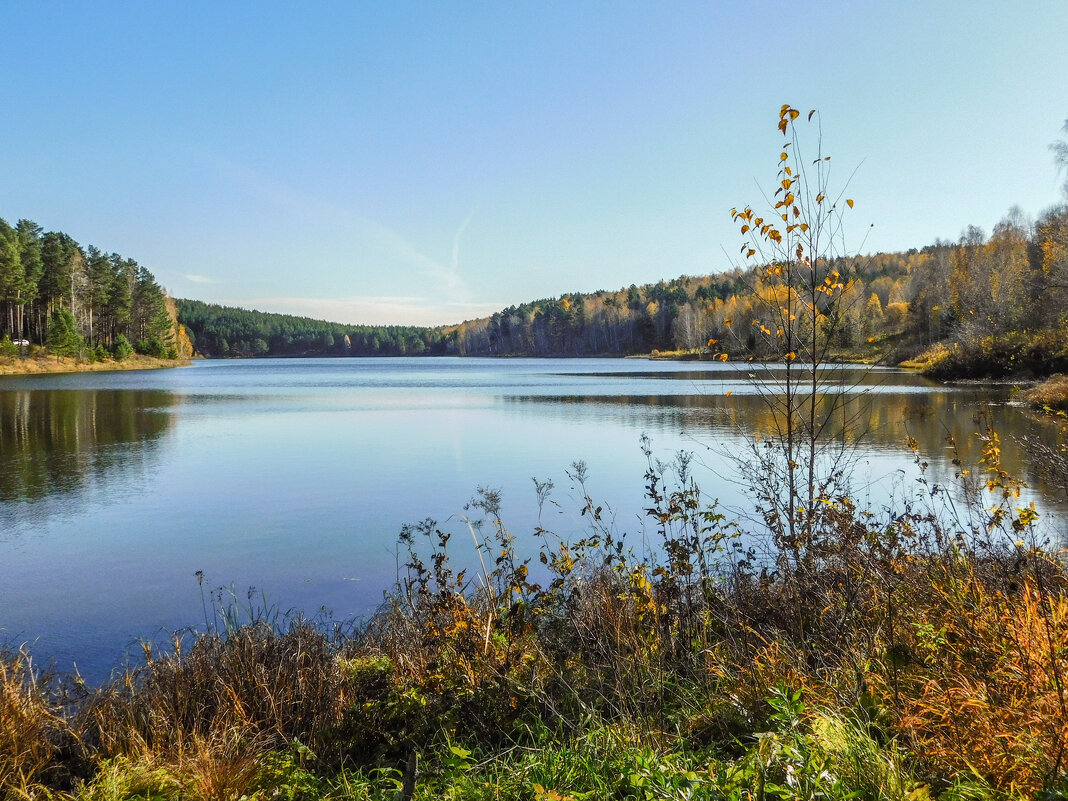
7,196 -> 1068,382
176,202 -> 1068,380
0,218 -> 184,361
445,204 -> 1068,377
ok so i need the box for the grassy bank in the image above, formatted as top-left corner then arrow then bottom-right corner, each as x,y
911,328 -> 1068,381
3,438 -> 1068,800
0,353 -> 189,377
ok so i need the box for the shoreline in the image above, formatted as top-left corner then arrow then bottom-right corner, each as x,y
0,354 -> 191,377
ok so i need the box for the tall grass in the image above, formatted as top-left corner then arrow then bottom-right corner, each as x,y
0,647 -> 76,797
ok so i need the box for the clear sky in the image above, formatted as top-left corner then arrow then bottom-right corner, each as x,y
2,1 -> 1066,326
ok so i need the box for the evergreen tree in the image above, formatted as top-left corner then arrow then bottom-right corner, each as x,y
46,308 -> 84,357
0,219 -> 24,338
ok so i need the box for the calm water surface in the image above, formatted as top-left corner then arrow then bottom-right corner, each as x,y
1,358 -> 1064,682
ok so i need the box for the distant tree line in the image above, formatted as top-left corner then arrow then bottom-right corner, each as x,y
445,203 -> 1068,373
0,217 -> 180,359
23,198 -> 1065,376
176,299 -> 448,357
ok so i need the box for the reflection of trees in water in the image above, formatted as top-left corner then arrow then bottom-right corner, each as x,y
0,390 -> 175,506
506,388 -> 1068,515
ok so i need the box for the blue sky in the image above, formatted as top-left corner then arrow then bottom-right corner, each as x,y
2,2 -> 1066,325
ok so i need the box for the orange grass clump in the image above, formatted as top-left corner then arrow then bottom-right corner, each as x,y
877,562 -> 1068,795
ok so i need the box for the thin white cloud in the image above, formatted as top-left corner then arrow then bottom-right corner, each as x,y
355,218 -> 463,295
183,273 -> 217,284
444,211 -> 475,296
203,152 -> 480,306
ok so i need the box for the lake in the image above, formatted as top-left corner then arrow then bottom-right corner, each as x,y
1,357 -> 1064,683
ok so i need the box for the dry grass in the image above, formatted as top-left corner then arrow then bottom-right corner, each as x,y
84,622 -> 346,760
0,647 -> 75,798
0,353 -> 189,376
1022,373 -> 1068,411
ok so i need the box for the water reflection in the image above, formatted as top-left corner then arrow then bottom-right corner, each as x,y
0,389 -> 176,512
561,365 -> 937,389
507,386 -> 1068,518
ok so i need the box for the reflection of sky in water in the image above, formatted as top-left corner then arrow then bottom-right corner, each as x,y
0,358 -> 1063,683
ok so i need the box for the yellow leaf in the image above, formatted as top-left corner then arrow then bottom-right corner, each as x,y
707,338 -> 718,346
816,194 -> 825,203
741,224 -> 750,233
778,119 -> 788,134
746,248 -> 756,258
846,199 -> 854,208
726,390 -> 732,397
718,353 -> 728,362
724,319 -> 732,326
788,109 -> 799,120
780,151 -> 788,161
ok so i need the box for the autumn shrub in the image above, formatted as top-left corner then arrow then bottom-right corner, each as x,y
349,515 -> 551,762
